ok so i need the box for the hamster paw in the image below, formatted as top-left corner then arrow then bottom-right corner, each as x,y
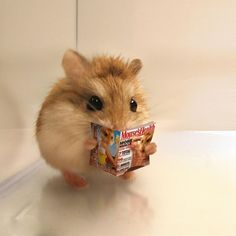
84,138 -> 97,150
120,171 -> 136,181
63,171 -> 88,189
145,142 -> 157,155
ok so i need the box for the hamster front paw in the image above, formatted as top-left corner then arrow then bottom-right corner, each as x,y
120,171 -> 136,181
63,171 -> 88,188
144,143 -> 157,156
84,138 -> 97,150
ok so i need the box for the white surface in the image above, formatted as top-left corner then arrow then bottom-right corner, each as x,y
0,131 -> 236,236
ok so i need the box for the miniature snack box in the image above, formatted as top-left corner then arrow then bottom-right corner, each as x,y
90,121 -> 155,176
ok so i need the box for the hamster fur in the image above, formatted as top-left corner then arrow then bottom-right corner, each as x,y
36,49 -> 150,185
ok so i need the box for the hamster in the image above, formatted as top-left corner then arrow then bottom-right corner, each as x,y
36,49 -> 157,188
128,131 -> 154,170
140,131 -> 153,153
98,127 -> 116,167
100,127 -> 114,145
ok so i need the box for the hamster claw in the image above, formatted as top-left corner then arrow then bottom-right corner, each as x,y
63,171 -> 88,189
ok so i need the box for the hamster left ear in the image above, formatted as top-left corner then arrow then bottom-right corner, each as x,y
128,59 -> 142,76
62,49 -> 90,79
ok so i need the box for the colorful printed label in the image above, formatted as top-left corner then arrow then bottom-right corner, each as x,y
90,122 -> 155,176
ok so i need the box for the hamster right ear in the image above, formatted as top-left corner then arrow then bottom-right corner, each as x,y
128,58 -> 142,76
62,49 -> 90,79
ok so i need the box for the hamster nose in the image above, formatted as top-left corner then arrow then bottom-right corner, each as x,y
113,121 -> 126,130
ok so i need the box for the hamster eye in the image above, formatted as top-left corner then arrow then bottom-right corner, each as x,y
130,98 -> 137,112
87,96 -> 103,111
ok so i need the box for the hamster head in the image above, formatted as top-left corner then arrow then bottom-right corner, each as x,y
141,131 -> 153,144
101,127 -> 114,145
62,49 -> 149,130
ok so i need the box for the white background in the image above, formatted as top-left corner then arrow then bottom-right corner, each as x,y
0,0 -> 75,129
0,0 -> 235,130
76,0 -> 236,130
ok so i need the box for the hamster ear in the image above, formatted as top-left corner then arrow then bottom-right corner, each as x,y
128,58 -> 142,76
62,49 -> 90,79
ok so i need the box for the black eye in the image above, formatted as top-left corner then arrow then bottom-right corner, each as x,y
87,96 -> 103,111
130,98 -> 137,112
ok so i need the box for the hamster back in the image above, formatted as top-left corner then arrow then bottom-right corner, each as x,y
36,49 -> 149,173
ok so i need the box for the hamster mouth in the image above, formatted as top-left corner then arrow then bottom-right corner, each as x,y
92,119 -> 127,131
91,117 -> 144,131
113,126 -> 126,131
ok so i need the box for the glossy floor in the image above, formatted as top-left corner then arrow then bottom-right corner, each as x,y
0,130 -> 236,236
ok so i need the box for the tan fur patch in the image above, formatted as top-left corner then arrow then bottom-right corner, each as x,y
91,56 -> 129,79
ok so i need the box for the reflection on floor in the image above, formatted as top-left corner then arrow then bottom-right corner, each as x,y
0,131 -> 236,236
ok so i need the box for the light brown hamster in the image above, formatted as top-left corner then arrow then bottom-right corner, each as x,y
100,127 -> 116,167
140,131 -> 153,153
100,127 -> 114,145
128,131 -> 154,170
36,49 -> 157,188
